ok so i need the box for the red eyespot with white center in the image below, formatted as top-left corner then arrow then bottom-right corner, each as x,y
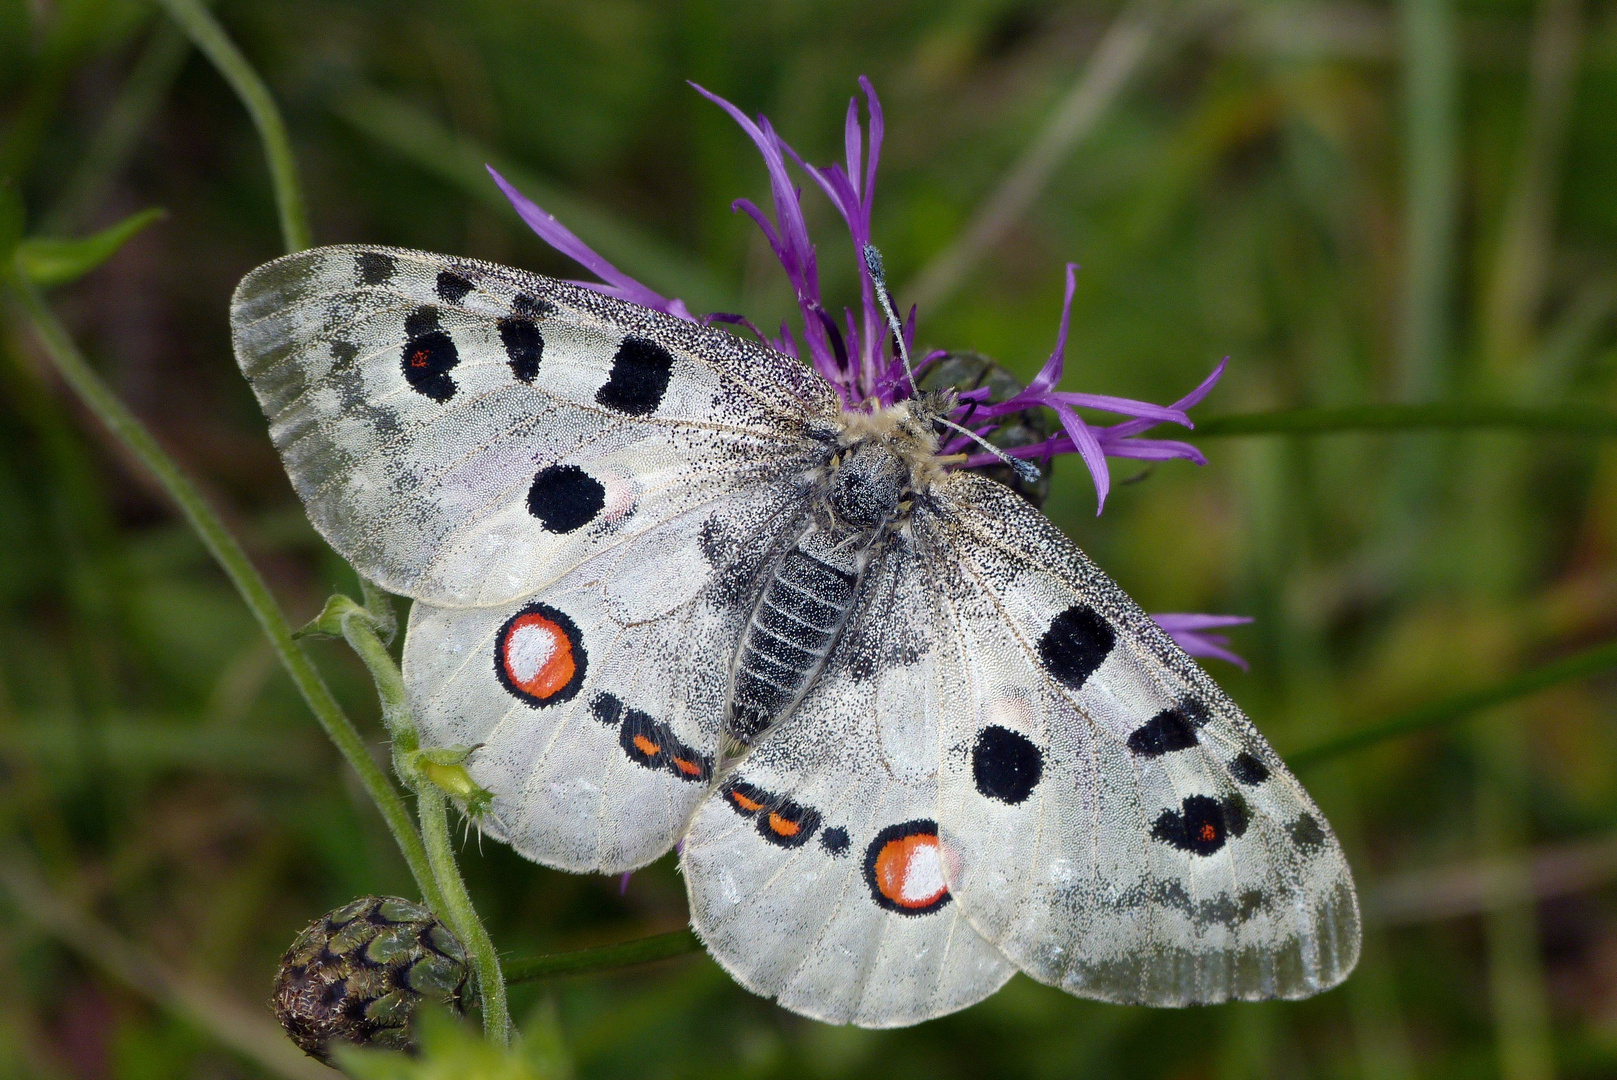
494,603 -> 586,707
864,820 -> 951,915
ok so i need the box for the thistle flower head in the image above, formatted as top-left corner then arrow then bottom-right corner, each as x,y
490,77 -> 1223,516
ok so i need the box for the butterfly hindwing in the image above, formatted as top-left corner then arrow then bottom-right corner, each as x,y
230,245 -> 837,607
404,483 -> 803,873
682,539 -> 1015,1027
924,475 -> 1360,1005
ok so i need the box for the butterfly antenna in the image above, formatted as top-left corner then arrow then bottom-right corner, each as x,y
862,244 -> 1040,485
863,244 -> 919,399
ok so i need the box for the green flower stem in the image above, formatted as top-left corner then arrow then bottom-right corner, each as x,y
1192,402 -> 1617,439
154,0 -> 310,253
333,604 -> 510,1045
418,790 -> 510,1044
3,271 -> 436,907
1287,636 -> 1617,770
504,930 -> 702,983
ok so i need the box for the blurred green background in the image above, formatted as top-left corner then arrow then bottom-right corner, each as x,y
4,0 -> 1617,1077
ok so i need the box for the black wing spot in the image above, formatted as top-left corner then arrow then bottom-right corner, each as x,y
595,335 -> 674,416
590,692 -> 623,726
355,251 -> 396,285
1037,605 -> 1115,690
511,293 -> 555,318
1290,813 -> 1327,853
1230,752 -> 1270,785
498,317 -> 544,382
1223,793 -> 1251,838
971,725 -> 1044,804
527,464 -> 605,533
1126,707 -> 1199,757
435,271 -> 474,303
1152,795 -> 1229,856
404,306 -> 440,337
619,707 -> 670,771
400,306 -> 458,402
820,827 -> 850,856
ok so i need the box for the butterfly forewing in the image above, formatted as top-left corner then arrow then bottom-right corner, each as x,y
924,475 -> 1360,1005
230,245 -> 837,606
683,541 -> 1015,1027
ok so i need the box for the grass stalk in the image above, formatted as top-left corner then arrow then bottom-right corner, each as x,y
504,930 -> 703,983
333,603 -> 509,1044
1287,636 -> 1617,769
154,0 -> 310,252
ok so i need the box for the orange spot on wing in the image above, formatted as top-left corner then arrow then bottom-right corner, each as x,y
874,833 -> 946,909
730,791 -> 763,813
673,757 -> 703,776
410,349 -> 429,367
1199,823 -> 1218,843
502,613 -> 576,699
632,734 -> 660,756
767,812 -> 800,837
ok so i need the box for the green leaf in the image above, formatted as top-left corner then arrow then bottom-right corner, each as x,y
336,1005 -> 572,1080
1286,637 -> 1617,769
15,207 -> 164,287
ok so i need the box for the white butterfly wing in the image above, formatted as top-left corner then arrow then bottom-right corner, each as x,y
403,481 -> 800,873
924,475 -> 1360,1005
231,245 -> 836,607
681,542 -> 1015,1027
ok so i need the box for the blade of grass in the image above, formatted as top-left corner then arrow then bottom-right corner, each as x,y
504,929 -> 702,983
907,0 -> 1169,310
1191,402 -> 1617,438
154,0 -> 309,252
42,17 -> 194,233
1286,636 -> 1617,769
3,270 -> 436,910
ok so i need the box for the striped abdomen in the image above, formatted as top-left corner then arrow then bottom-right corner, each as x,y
726,544 -> 861,745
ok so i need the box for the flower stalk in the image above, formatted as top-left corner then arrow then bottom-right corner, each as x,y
300,590 -> 511,1045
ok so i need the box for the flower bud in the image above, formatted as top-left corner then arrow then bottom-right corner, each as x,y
271,896 -> 468,1062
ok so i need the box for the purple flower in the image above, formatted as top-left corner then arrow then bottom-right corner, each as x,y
490,78 -> 1223,515
1151,614 -> 1254,669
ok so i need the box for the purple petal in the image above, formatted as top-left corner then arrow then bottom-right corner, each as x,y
1152,613 -> 1252,670
1094,437 -> 1207,465
618,871 -> 632,895
488,166 -> 694,321
1026,263 -> 1080,396
1151,613 -> 1255,632
1046,392 -> 1191,425
1052,403 -> 1111,514
858,76 -> 884,215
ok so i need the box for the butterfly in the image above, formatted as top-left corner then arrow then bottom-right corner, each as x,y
231,244 -> 1360,1027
